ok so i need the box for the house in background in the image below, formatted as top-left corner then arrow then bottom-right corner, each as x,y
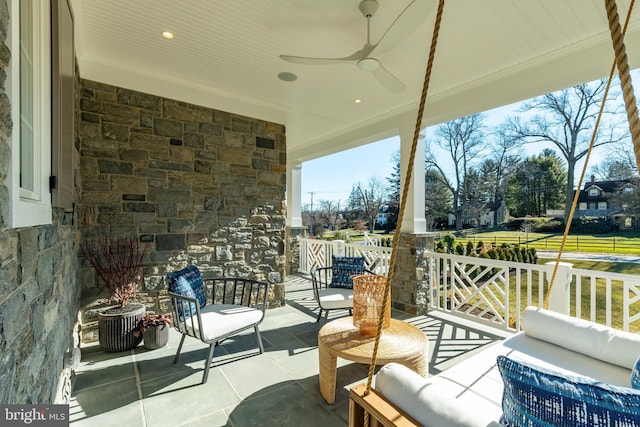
576,176 -> 640,230
447,200 -> 508,229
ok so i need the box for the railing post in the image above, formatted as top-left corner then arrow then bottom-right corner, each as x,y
333,240 -> 345,257
545,261 -> 573,315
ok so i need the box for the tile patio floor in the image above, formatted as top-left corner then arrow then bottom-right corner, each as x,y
70,275 -> 507,427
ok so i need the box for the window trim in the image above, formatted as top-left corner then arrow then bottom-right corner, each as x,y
7,0 -> 52,227
578,202 -> 587,211
597,201 -> 607,211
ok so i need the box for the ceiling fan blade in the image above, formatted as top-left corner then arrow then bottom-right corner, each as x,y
279,55 -> 353,65
371,0 -> 437,56
280,44 -> 375,65
372,63 -> 405,93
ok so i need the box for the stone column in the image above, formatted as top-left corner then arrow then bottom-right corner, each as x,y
286,226 -> 307,275
391,128 -> 431,314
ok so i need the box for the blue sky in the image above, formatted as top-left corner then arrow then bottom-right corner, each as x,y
300,101 -> 537,208
301,70 -> 640,208
301,136 -> 399,208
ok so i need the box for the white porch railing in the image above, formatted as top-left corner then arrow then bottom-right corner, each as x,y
428,253 -> 640,333
298,237 -> 391,275
296,238 -> 640,332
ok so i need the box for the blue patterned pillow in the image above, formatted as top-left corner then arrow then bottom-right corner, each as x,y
330,256 -> 365,289
167,264 -> 207,318
497,355 -> 640,426
632,354 -> 640,390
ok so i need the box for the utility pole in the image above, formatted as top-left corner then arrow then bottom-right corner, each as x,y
308,191 -> 315,236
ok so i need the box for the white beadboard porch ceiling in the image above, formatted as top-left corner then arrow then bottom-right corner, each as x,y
69,0 -> 640,163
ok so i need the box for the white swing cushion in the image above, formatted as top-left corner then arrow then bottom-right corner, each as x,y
187,304 -> 263,341
376,363 -> 500,427
318,288 -> 353,310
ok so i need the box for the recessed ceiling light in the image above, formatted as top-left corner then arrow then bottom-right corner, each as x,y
277,72 -> 297,82
161,31 -> 175,40
354,99 -> 362,104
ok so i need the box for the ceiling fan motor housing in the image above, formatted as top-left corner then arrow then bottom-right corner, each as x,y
358,58 -> 379,71
359,0 -> 379,18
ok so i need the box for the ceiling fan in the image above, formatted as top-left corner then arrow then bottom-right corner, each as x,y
279,0 -> 435,93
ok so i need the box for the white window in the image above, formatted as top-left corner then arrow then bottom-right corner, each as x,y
579,202 -> 587,211
624,187 -> 634,194
598,202 -> 607,210
625,217 -> 633,228
8,0 -> 51,227
589,188 -> 599,196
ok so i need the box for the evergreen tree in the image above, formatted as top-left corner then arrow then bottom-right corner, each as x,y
506,149 -> 566,217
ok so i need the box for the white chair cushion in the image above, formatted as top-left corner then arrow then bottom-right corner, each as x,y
188,304 -> 263,342
521,306 -> 640,369
318,288 -> 353,309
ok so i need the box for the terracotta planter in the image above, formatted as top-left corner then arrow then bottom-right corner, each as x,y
143,324 -> 170,350
98,303 -> 145,352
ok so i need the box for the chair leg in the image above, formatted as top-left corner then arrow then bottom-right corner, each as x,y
254,325 -> 264,354
316,308 -> 323,323
349,308 -> 353,316
324,309 -> 329,322
173,334 -> 187,364
202,342 -> 216,384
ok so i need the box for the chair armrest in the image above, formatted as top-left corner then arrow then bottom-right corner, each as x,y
311,266 -> 333,288
310,266 -> 333,301
168,291 -> 205,340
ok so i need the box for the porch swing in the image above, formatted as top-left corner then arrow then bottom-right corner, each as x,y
348,0 -> 640,425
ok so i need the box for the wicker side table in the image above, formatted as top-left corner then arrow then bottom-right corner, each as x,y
318,316 -> 428,404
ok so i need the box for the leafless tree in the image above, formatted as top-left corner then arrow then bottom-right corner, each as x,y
506,79 -> 626,222
426,114 -> 486,231
348,177 -> 386,233
481,127 -> 523,227
590,142 -> 638,180
317,199 -> 343,230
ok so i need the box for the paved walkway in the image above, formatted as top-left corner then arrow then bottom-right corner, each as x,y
537,251 -> 640,264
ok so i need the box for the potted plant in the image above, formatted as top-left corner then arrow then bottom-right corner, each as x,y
81,235 -> 147,352
135,313 -> 172,350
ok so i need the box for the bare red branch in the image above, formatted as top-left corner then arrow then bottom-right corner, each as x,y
81,235 -> 146,307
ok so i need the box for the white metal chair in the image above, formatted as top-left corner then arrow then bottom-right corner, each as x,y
168,277 -> 269,384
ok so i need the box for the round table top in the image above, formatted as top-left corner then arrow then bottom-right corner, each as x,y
318,316 -> 428,365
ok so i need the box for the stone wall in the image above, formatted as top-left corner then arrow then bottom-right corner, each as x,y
0,0 -> 81,404
391,232 -> 434,315
77,80 -> 287,343
286,226 -> 307,275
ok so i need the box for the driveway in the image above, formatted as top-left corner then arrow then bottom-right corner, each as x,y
537,251 -> 640,264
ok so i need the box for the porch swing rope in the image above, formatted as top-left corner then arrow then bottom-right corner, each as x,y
363,0 -> 446,408
544,0 -> 637,308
